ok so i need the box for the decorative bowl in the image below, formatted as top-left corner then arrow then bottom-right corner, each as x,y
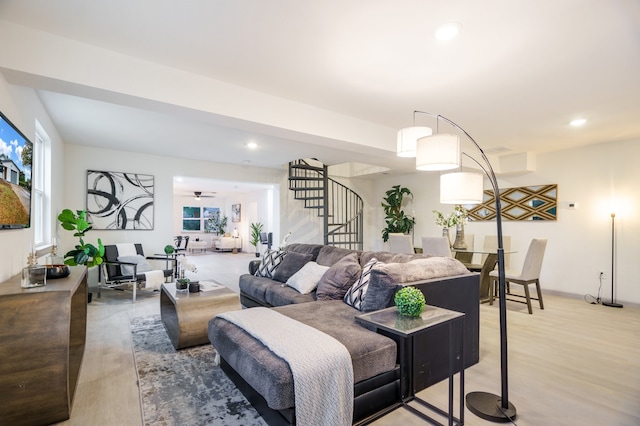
46,264 -> 71,279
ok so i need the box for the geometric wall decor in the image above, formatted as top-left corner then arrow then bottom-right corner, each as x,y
466,184 -> 557,221
86,170 -> 155,230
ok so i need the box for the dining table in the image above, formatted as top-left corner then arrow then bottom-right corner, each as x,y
453,249 -> 516,303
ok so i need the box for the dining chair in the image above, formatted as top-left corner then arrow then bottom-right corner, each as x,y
388,233 -> 414,254
489,238 -> 548,314
421,236 -> 452,257
481,235 -> 512,269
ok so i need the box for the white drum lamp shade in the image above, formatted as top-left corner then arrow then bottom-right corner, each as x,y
397,126 -> 432,157
440,172 -> 484,204
416,133 -> 460,170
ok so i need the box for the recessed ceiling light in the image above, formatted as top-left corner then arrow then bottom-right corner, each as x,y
434,22 -> 462,41
570,118 -> 587,127
247,142 -> 258,149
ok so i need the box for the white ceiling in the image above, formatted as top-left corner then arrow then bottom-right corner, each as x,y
1,0 -> 639,194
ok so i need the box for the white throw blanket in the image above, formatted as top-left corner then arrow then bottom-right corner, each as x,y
218,307 -> 353,426
143,270 -> 164,289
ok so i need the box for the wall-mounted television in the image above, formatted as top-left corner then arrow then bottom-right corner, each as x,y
0,110 -> 33,229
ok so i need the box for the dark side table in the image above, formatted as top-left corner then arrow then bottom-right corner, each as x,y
357,305 -> 465,426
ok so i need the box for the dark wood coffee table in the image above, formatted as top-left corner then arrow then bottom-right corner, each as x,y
160,281 -> 240,349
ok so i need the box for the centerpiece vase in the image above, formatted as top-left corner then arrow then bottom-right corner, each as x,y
452,223 -> 467,250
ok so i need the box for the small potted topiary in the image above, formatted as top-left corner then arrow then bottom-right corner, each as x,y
394,286 -> 426,317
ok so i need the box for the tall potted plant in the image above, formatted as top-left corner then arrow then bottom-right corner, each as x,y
249,222 -> 264,257
381,185 -> 415,242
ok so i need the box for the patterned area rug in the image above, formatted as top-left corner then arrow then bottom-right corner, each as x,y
130,315 -> 267,426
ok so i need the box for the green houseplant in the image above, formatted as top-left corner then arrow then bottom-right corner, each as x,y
249,222 -> 264,257
57,209 -> 104,267
381,185 -> 415,242
208,215 -> 229,235
394,286 -> 426,317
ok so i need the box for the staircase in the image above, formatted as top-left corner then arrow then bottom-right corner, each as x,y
288,159 -> 363,250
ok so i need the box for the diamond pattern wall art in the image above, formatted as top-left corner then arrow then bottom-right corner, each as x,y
466,184 -> 557,221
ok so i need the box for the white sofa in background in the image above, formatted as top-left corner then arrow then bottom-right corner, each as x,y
214,236 -> 242,252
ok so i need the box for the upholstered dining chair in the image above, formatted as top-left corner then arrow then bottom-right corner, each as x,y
489,238 -> 548,314
388,233 -> 415,254
421,236 -> 452,257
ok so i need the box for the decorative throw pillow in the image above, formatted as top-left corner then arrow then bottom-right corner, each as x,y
344,258 -> 379,311
117,254 -> 153,276
272,252 -> 313,283
316,252 -> 362,300
254,249 -> 287,278
286,261 -> 330,294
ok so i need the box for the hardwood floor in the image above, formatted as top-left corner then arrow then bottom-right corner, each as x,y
56,252 -> 640,426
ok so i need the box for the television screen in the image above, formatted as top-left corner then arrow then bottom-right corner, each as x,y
0,111 -> 33,229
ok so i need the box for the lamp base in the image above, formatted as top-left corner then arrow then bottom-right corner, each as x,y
603,301 -> 623,308
466,391 -> 517,423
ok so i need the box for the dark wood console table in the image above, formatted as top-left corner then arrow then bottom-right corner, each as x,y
0,266 -> 88,425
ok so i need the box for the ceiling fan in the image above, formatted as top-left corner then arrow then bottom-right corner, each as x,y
193,191 -> 216,200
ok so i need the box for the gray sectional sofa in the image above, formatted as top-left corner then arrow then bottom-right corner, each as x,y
209,243 -> 480,425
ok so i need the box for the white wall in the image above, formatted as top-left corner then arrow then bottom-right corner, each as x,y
370,139 -> 640,304
63,145 -> 283,260
0,76 -> 65,283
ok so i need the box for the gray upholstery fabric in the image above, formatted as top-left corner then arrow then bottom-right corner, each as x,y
239,274 -> 276,302
359,250 -> 427,267
361,257 -> 471,312
316,245 -> 360,266
271,252 -> 313,283
264,283 -> 316,306
285,243 -> 324,261
316,252 -> 362,301
208,300 -> 396,410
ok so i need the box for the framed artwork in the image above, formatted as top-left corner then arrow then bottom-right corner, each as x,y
86,170 -> 154,230
231,204 -> 241,222
182,219 -> 201,231
203,207 -> 220,232
466,184 -> 557,221
183,206 -> 201,218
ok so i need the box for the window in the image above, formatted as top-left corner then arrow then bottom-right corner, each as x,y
33,120 -> 51,248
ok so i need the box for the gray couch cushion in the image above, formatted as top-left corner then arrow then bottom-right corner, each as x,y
272,252 -> 313,283
285,243 -> 324,261
316,245 -> 359,266
316,252 -> 362,301
208,300 -> 397,410
239,274 -> 276,303
361,257 -> 471,312
360,250 -> 427,267
265,283 -> 317,306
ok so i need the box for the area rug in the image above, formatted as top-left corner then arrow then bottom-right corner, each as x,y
130,315 -> 267,426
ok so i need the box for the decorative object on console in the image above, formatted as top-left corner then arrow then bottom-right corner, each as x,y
231,203 -> 241,222
21,247 -> 46,288
86,170 -> 154,230
409,110 -> 517,422
394,286 -> 426,317
58,209 -> 104,267
433,205 -> 468,248
381,185 -> 415,242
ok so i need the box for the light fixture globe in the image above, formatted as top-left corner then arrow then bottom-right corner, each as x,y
397,126 -> 432,157
440,172 -> 484,204
416,133 -> 460,170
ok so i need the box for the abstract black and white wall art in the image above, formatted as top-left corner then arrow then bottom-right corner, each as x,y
86,170 -> 154,230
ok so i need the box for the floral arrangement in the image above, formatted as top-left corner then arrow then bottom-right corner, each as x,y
176,257 -> 198,289
394,286 -> 426,317
433,205 -> 469,228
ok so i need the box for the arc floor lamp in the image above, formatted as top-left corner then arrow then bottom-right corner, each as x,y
398,111 -> 517,422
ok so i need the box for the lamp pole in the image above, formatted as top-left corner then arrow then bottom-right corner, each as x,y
603,212 -> 623,308
416,112 -> 517,422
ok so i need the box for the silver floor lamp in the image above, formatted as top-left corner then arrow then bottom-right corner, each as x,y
603,212 -> 623,308
399,111 -> 517,422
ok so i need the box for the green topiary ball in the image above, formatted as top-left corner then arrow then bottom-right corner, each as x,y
394,286 -> 426,317
164,245 -> 175,254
